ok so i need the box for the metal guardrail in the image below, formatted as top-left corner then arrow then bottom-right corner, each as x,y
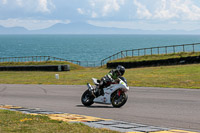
0,56 -> 100,67
0,56 -> 81,65
100,43 -> 200,66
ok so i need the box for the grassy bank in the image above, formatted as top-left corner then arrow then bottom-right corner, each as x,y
0,61 -> 83,70
0,64 -> 200,89
109,52 -> 200,63
0,110 -> 119,133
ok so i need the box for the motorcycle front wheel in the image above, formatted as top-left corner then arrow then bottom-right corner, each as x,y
81,90 -> 95,106
111,90 -> 128,108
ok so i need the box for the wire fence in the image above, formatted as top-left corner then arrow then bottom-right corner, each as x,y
100,43 -> 200,66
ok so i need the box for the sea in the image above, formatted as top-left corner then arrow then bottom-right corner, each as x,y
0,34 -> 200,66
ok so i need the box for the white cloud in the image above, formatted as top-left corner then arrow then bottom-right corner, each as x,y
133,0 -> 152,19
102,0 -> 124,16
0,18 -> 70,30
79,0 -> 125,18
1,0 -> 55,13
37,0 -> 55,13
134,0 -> 200,21
16,0 -> 23,6
88,20 -> 200,31
2,0 -> 7,4
154,0 -> 177,19
91,11 -> 97,18
77,8 -> 85,15
89,0 -> 96,8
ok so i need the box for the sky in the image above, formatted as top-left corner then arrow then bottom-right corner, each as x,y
1,0 -> 200,31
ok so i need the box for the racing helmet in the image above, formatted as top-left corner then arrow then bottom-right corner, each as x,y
116,65 -> 125,76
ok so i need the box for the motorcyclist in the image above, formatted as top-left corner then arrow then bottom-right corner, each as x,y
96,65 -> 125,96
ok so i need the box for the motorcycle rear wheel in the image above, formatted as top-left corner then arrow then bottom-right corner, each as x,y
111,90 -> 128,108
81,90 -> 95,106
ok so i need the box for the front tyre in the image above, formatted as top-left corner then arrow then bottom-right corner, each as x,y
81,90 -> 95,106
111,90 -> 128,108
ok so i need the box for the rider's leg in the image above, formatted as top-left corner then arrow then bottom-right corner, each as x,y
96,80 -> 105,96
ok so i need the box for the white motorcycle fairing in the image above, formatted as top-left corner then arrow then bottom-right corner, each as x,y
92,78 -> 129,104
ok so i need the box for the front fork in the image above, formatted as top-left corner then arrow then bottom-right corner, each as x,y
87,83 -> 93,91
87,83 -> 97,98
116,89 -> 124,102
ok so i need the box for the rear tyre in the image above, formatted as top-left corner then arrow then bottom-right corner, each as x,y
81,90 -> 95,106
111,90 -> 128,108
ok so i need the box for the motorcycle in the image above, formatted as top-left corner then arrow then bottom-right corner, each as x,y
81,77 -> 129,108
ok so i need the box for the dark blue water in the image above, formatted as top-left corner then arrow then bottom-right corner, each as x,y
0,34 -> 200,62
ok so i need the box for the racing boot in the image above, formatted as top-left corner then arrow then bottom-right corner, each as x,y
99,87 -> 105,96
94,86 -> 104,97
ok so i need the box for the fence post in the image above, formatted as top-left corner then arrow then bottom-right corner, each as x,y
138,49 -> 140,56
193,44 -> 195,52
132,50 -> 134,57
183,45 -> 185,52
165,46 -> 167,54
151,48 -> 153,55
157,47 -> 160,55
173,46 -> 175,53
101,60 -> 103,67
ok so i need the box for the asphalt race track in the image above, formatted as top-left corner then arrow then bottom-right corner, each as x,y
0,84 -> 199,132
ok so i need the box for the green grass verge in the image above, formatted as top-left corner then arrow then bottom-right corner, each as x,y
0,64 -> 200,89
0,61 -> 83,70
0,110 -> 119,133
109,52 -> 200,63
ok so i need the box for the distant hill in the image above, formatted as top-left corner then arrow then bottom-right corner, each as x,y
35,22 -> 142,34
0,25 -> 30,34
0,22 -> 200,34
